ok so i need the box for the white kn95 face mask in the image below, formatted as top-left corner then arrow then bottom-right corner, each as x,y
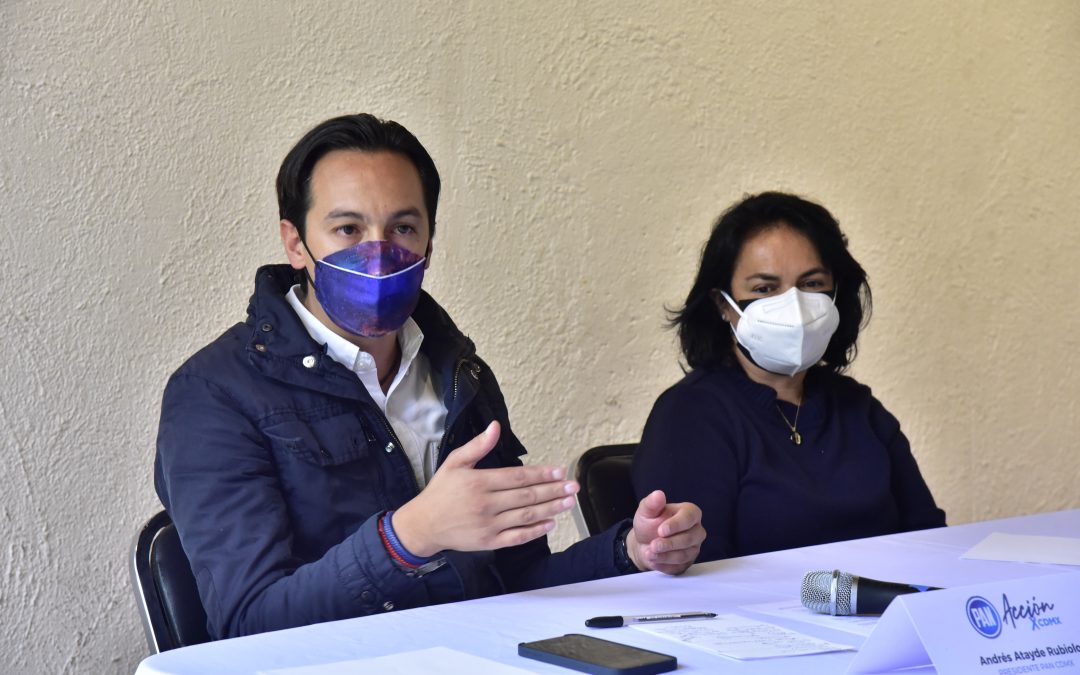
720,287 -> 840,376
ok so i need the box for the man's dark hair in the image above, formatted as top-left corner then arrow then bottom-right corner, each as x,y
671,191 -> 872,371
276,113 -> 441,239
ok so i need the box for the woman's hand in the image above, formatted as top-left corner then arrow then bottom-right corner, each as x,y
626,490 -> 705,575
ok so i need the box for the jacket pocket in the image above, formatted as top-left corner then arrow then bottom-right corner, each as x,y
262,415 -> 370,467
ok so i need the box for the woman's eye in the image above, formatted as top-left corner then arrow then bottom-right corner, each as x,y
802,279 -> 832,291
751,285 -> 773,294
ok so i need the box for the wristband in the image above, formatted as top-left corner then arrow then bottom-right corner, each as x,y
380,511 -> 435,568
379,512 -> 447,578
614,521 -> 639,574
377,513 -> 416,569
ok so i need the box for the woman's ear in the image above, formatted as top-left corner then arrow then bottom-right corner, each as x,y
710,289 -> 733,323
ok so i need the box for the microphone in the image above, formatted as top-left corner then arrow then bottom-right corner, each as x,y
800,569 -> 942,615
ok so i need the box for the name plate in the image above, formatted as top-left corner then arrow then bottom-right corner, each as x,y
848,572 -> 1080,674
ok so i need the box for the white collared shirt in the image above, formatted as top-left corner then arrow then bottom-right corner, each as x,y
286,286 -> 447,489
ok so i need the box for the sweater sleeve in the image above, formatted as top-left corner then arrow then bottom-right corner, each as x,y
868,396 -> 947,531
632,382 -> 740,562
155,373 -> 430,639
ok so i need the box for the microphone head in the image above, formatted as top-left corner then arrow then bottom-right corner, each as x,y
800,570 -> 855,616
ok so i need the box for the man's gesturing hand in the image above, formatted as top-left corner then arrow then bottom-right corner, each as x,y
392,422 -> 579,557
625,490 -> 705,575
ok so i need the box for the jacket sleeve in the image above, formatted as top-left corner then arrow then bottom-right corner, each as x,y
632,384 -> 739,563
493,515 -> 627,593
868,396 -> 948,531
465,367 -> 627,591
473,412 -> 626,591
155,372 -> 430,639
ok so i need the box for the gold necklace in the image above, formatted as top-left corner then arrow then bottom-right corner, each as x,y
776,401 -> 802,445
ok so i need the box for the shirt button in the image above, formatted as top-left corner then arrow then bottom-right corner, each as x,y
302,355 -> 316,368
382,601 -> 394,611
361,591 -> 373,602
384,442 -> 395,453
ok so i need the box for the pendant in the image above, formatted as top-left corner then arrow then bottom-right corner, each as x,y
790,431 -> 802,445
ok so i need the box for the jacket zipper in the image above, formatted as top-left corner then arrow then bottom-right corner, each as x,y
377,356 -> 476,496
372,408 -> 419,495
436,358 -> 468,458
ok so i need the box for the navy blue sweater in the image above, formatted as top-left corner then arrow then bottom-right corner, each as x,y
632,365 -> 946,563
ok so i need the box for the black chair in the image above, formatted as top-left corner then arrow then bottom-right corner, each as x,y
130,510 -> 211,653
571,444 -> 639,538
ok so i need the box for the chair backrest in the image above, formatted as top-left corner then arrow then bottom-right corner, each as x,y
130,510 -> 211,653
570,444 -> 638,538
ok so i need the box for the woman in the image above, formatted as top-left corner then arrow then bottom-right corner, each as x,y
633,191 -> 945,563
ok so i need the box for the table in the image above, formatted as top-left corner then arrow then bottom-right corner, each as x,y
136,509 -> 1080,674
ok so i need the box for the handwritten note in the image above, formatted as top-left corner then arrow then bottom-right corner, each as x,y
741,599 -> 879,637
632,613 -> 855,660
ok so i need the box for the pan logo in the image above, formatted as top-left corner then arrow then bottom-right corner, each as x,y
967,596 -> 1002,638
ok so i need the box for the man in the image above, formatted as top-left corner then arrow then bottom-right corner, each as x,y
155,113 -> 705,639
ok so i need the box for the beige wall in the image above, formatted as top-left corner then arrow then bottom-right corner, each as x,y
3,1 -> 1078,671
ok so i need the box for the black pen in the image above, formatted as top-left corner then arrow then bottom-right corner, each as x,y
585,611 -> 717,628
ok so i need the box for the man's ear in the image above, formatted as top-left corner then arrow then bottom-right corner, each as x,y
423,236 -> 433,269
280,220 -> 307,270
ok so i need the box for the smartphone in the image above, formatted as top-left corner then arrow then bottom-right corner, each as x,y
518,633 -> 677,675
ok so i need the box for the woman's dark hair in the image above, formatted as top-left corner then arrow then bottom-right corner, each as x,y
671,191 -> 872,371
276,113 -> 441,239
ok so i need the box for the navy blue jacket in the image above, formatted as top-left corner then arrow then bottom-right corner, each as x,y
155,265 -> 626,639
633,365 -> 946,563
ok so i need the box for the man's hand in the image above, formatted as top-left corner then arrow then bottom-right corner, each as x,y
392,422 -> 578,557
625,490 -> 705,575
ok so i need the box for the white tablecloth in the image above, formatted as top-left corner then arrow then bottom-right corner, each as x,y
136,508 -> 1080,674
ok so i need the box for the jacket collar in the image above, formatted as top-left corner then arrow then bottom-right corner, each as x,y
245,264 -> 479,406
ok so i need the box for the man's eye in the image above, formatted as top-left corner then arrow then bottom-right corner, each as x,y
337,225 -> 357,236
393,224 -> 415,235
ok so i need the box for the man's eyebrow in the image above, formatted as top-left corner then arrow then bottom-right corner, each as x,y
324,208 -> 422,220
326,209 -> 366,221
388,208 -> 423,220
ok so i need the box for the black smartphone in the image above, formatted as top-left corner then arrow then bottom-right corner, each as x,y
518,633 -> 677,675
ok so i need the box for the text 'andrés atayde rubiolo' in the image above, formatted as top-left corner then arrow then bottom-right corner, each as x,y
980,643 -> 1080,666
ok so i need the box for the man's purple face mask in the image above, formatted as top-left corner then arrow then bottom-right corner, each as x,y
314,241 -> 426,337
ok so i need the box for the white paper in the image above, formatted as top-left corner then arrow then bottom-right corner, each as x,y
260,646 -> 535,675
632,613 -> 855,660
741,599 -> 879,637
962,532 -> 1080,565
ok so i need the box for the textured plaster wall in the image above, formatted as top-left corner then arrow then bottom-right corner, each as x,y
2,1 -> 1079,672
